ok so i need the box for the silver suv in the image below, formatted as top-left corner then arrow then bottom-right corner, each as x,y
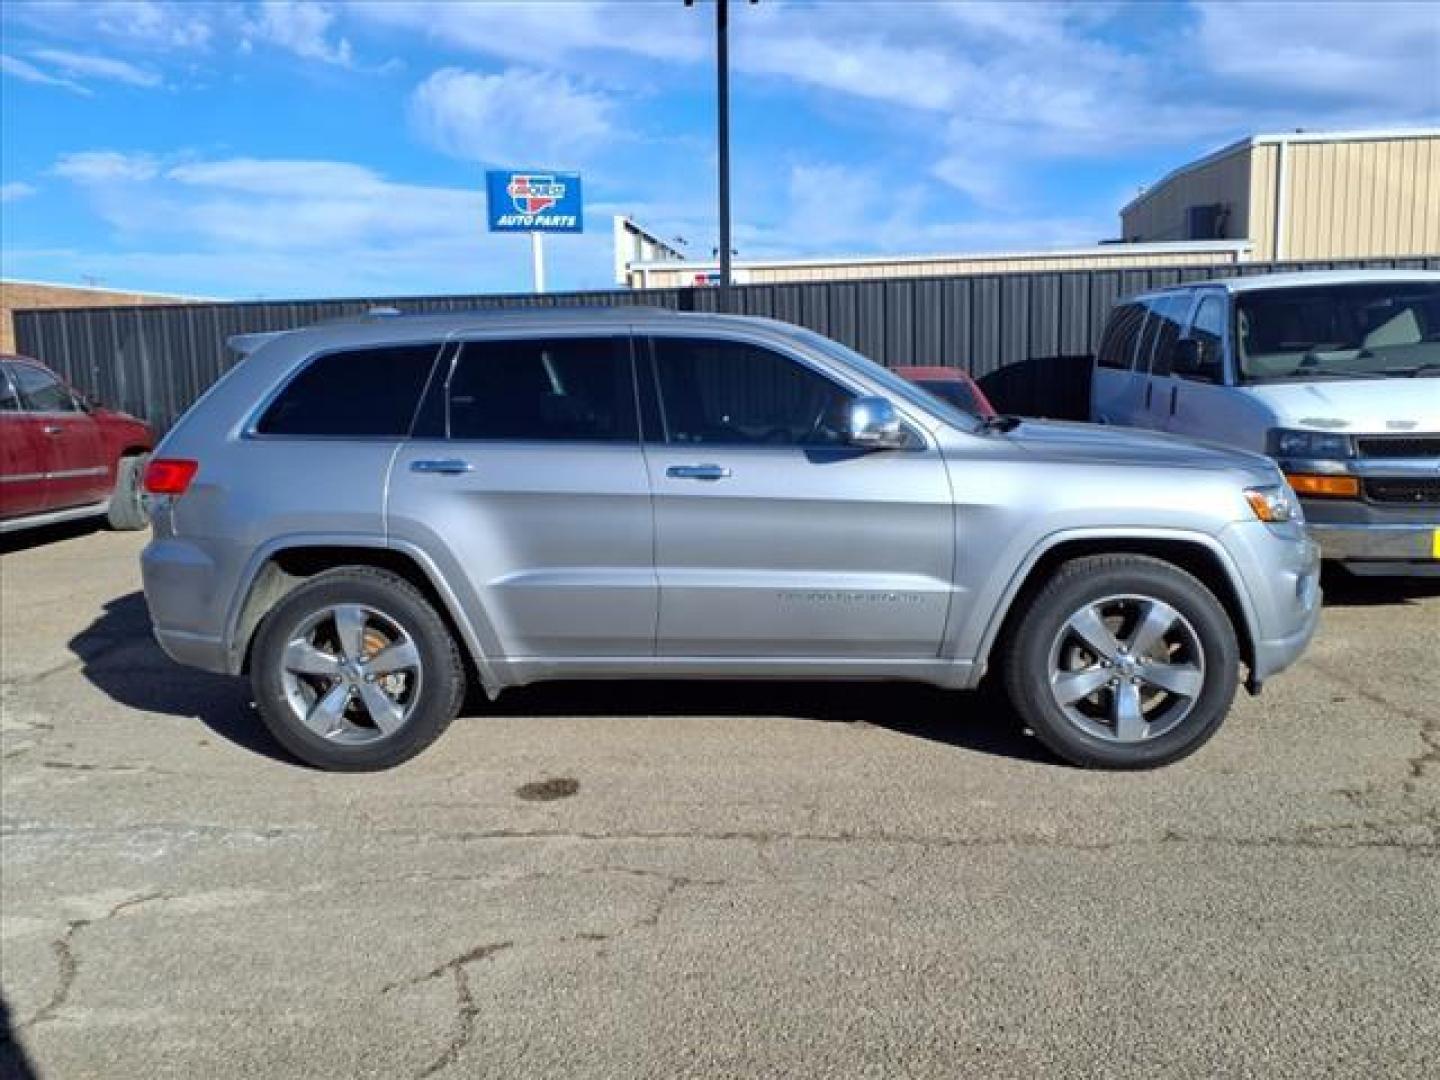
141,309 -> 1320,771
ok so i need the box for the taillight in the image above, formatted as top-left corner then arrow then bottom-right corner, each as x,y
143,458 -> 199,495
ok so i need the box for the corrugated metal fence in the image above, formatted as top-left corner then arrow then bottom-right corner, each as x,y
13,255 -> 1439,432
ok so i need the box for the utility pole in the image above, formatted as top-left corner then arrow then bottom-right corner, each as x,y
688,0 -> 750,312
715,0 -> 732,313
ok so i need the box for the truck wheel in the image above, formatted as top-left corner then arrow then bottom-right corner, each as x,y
250,567 -> 466,771
105,453 -> 150,530
1003,554 -> 1239,769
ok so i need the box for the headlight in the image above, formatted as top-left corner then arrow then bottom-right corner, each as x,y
1267,427 -> 1351,459
1244,485 -> 1299,523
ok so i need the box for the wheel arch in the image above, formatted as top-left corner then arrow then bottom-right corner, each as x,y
977,530 -> 1259,681
226,538 -> 501,697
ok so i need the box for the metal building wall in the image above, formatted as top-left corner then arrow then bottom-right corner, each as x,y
13,256 -> 1439,434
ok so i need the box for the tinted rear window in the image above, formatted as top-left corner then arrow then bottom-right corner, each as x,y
257,344 -> 441,436
447,337 -> 636,441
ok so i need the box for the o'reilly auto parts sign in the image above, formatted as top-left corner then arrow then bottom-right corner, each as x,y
486,170 -> 583,232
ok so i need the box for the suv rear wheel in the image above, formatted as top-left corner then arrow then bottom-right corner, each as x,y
1003,554 -> 1239,769
250,567 -> 466,770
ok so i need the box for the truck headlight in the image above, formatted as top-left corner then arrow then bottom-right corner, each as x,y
1267,427 -> 1352,459
1244,485 -> 1300,523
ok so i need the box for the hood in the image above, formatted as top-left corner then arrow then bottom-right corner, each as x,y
999,419 -> 1275,476
1240,380 -> 1440,434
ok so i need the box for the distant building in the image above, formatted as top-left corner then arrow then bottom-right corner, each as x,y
1,279 -> 202,353
622,240 -> 1253,289
1121,128 -> 1440,260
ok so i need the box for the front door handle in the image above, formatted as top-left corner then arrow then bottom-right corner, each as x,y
666,464 -> 731,481
42,424 -> 64,436
410,458 -> 473,475
1169,386 -> 1179,416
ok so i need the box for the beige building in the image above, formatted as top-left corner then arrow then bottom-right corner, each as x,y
1,278 -> 202,354
624,239 -> 1253,289
1121,128 -> 1440,261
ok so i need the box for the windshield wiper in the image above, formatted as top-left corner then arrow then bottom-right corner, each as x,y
980,414 -> 1023,433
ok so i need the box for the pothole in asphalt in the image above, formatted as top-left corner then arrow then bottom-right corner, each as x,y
515,777 -> 580,802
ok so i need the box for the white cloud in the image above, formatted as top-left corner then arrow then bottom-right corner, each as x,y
409,67 -> 614,166
245,1 -> 354,68
3,0 -> 215,52
40,149 -> 616,296
29,48 -> 162,88
52,151 -> 161,183
349,1 -> 705,66
1,52 -> 89,94
1,181 -> 39,203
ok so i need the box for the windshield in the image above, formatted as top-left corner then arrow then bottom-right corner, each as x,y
787,328 -> 983,430
1236,282 -> 1440,383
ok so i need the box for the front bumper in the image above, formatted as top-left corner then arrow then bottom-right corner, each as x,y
1221,521 -> 1323,685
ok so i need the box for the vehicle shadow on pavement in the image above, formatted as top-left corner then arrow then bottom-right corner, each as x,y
72,592 -> 1052,768
1319,564 -> 1440,607
0,518 -> 101,555
0,992 -> 40,1080
68,591 -> 295,765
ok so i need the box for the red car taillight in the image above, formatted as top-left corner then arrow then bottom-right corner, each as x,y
143,458 -> 199,495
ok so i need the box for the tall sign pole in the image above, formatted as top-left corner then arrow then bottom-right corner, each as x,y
715,0 -> 732,312
530,232 -> 546,293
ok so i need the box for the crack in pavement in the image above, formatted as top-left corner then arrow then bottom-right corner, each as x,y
1307,660 -> 1439,798
21,893 -> 163,1029
381,942 -> 513,1079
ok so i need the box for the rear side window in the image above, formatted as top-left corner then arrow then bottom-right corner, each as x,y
0,367 -> 20,412
11,364 -> 80,412
1097,303 -> 1145,370
256,344 -> 441,436
446,337 -> 636,442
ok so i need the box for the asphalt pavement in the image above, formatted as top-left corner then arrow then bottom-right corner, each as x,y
1,524 -> 1436,1078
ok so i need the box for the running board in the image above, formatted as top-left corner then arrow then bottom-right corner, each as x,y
0,499 -> 110,534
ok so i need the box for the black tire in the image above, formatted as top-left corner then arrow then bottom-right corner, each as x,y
1002,554 -> 1239,769
105,453 -> 150,530
250,567 -> 466,771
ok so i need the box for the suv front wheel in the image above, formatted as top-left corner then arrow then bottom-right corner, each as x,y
1003,554 -> 1239,769
250,567 -> 466,770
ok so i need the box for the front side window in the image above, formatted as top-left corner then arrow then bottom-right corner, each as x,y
1180,294 -> 1227,382
650,337 -> 853,446
257,343 -> 441,436
447,337 -> 636,442
10,364 -> 79,413
1236,282 -> 1440,382
1147,292 -> 1192,377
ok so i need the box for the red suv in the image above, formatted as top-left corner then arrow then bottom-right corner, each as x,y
1,355 -> 155,534
893,366 -> 997,418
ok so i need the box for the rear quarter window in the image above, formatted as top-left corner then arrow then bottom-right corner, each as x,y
256,344 -> 442,437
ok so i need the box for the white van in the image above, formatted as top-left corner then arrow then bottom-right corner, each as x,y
1091,269 -> 1440,576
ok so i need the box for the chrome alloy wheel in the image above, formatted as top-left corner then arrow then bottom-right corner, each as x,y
1045,594 -> 1206,744
279,604 -> 423,744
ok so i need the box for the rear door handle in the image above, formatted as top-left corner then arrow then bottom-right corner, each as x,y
410,458 -> 473,475
666,464 -> 731,481
1169,386 -> 1179,416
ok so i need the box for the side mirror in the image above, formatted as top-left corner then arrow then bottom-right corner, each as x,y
845,396 -> 909,450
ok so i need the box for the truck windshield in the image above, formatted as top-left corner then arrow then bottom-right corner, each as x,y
1236,282 -> 1440,383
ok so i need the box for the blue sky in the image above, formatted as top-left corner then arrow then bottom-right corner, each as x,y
2,0 -> 1437,299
